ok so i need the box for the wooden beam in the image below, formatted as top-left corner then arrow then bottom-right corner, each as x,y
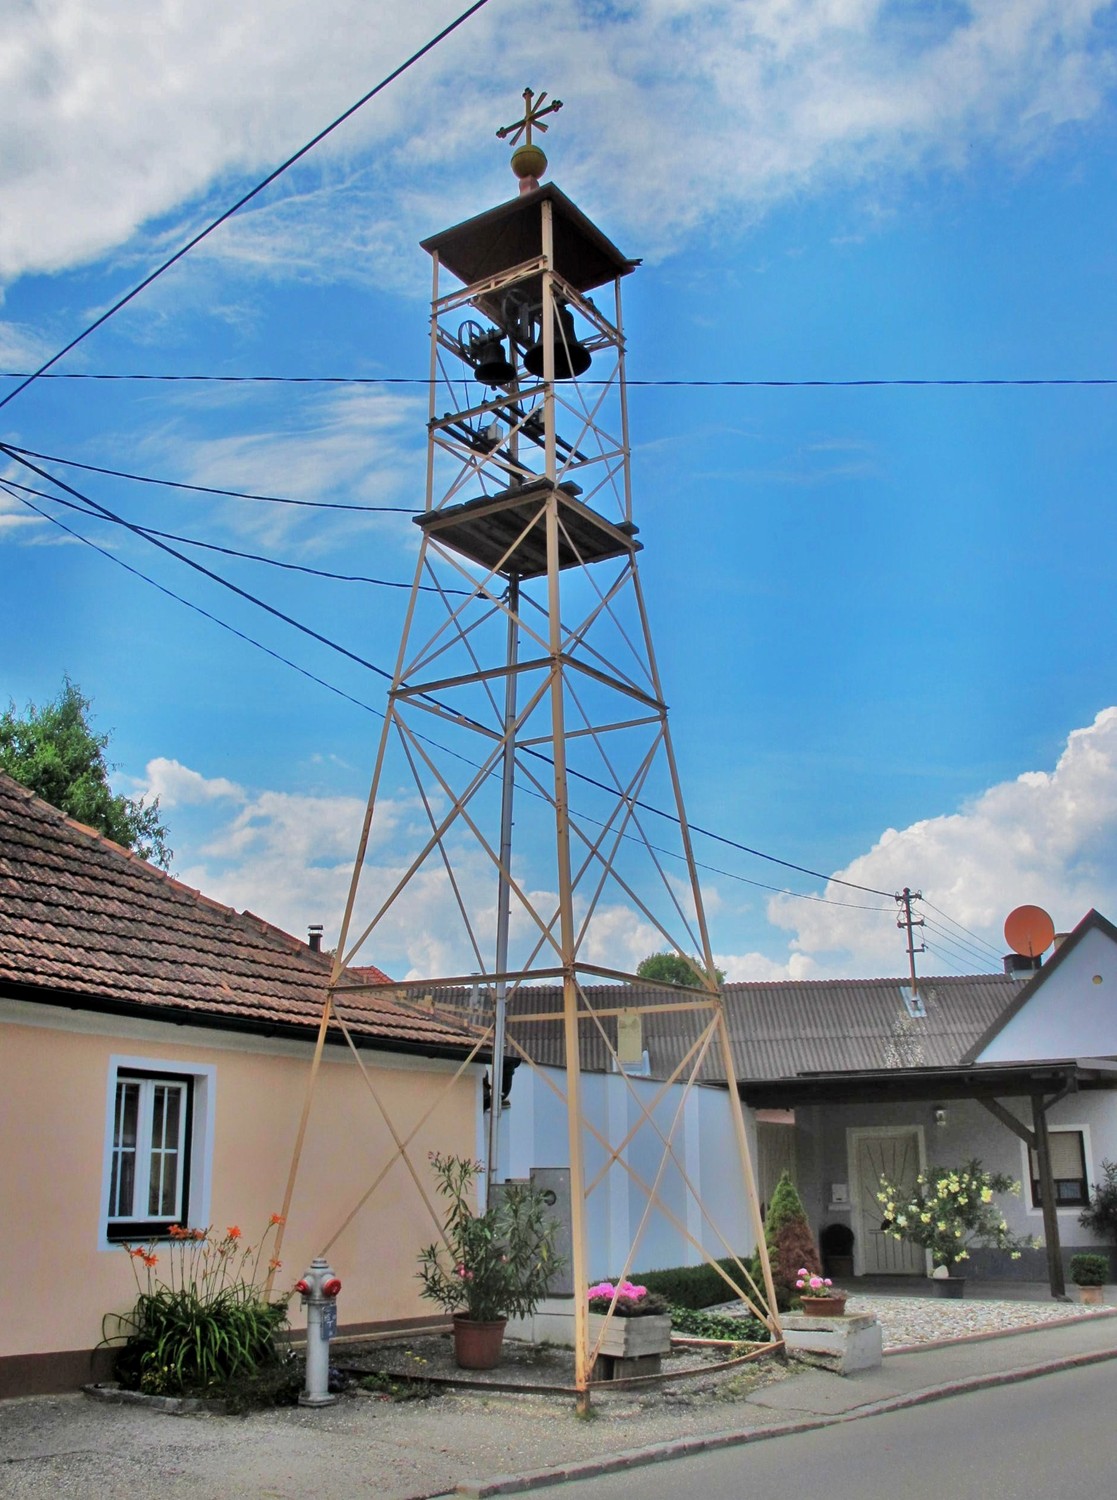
978,1097 -> 1035,1149
1032,1094 -> 1067,1299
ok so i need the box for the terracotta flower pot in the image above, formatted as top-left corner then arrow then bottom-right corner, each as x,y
451,1314 -> 507,1370
1076,1284 -> 1105,1305
799,1296 -> 847,1316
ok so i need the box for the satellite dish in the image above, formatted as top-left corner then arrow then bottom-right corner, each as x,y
1004,905 -> 1055,958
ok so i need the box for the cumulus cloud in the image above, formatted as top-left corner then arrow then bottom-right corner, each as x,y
136,711 -> 1117,984
141,758 -> 242,807
1,2 -> 1112,283
768,707 -> 1117,976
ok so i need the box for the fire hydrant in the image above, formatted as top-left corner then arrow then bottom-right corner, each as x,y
295,1257 -> 342,1407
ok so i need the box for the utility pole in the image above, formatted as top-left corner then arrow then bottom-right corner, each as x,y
896,887 -> 926,995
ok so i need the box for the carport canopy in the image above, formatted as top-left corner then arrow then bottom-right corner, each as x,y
737,1058 -> 1117,1299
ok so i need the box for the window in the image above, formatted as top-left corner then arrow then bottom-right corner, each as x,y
101,1057 -> 214,1247
1029,1130 -> 1088,1209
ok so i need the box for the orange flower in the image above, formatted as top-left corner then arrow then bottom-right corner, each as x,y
269,1213 -> 286,1226
141,1253 -> 158,1268
227,1225 -> 242,1240
268,1257 -> 282,1271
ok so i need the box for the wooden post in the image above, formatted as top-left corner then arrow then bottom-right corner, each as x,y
1031,1094 -> 1067,1298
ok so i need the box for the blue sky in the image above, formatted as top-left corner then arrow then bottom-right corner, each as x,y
2,1 -> 1115,981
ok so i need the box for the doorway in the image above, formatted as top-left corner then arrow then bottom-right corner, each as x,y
849,1127 -> 926,1275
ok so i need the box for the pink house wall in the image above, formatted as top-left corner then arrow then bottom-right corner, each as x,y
0,1000 -> 479,1391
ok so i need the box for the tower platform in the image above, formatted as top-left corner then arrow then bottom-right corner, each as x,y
415,478 -> 639,579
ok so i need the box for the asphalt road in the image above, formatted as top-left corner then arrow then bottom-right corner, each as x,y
516,1361 -> 1117,1499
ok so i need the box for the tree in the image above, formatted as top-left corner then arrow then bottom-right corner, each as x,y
750,1170 -> 822,1311
0,679 -> 172,869
1079,1160 -> 1117,1245
636,951 -> 726,988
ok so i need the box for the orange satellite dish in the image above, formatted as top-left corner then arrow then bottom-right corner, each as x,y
1004,905 -> 1055,958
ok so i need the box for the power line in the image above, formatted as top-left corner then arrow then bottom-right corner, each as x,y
0,443 -> 395,682
920,898 -> 1004,958
1,485 -> 382,717
2,475 -> 462,593
921,919 -> 999,971
921,941 -> 973,978
2,448 -> 898,904
3,370 -> 1116,389
2,443 -> 418,514
0,0 -> 496,417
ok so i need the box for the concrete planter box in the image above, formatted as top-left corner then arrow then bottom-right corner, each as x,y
782,1312 -> 882,1375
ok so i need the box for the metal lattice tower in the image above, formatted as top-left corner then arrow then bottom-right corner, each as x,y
317,102 -> 779,1401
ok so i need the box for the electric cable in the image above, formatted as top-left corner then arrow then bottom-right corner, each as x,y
5,477 -> 902,919
921,942 -> 976,979
0,0 -> 496,417
921,917 -> 1001,969
1,475 -> 463,593
920,899 -> 1004,959
1,484 -> 381,718
3,371 -> 1115,389
2,443 -> 419,513
6,441 -> 899,901
0,443 -> 394,682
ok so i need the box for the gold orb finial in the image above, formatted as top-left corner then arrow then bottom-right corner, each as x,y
496,87 -> 563,194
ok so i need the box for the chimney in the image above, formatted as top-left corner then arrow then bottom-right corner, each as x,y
1003,952 -> 1041,978
307,924 -> 324,953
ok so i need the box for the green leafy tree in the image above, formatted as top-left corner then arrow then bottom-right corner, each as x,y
0,679 -> 171,869
637,951 -> 726,988
1079,1160 -> 1117,1245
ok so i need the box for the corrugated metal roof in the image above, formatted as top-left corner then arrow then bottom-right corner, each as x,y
0,773 -> 471,1056
416,971 -> 1016,1083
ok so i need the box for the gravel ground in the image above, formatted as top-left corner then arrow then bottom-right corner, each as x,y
843,1291 -> 1113,1351
2,1295 -> 1112,1500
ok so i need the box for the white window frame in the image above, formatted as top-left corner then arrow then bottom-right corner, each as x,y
99,1055 -> 215,1250
1020,1123 -> 1093,1220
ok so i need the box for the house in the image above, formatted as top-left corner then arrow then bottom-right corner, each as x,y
0,773 -> 481,1396
473,922 -> 1117,1290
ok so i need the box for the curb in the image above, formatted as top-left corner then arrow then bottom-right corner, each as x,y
454,1342 -> 1117,1496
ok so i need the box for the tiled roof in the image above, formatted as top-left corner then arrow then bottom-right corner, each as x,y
0,773 -> 471,1056
420,970 -> 1016,1083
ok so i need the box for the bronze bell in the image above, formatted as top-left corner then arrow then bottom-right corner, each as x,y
523,301 -> 591,380
471,329 -> 516,386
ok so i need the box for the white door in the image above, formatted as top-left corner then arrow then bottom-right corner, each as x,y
851,1129 -> 926,1275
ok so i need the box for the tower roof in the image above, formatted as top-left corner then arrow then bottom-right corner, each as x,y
420,182 -> 639,293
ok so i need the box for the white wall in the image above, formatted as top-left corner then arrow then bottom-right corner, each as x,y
977,926 -> 1117,1062
495,1063 -> 755,1279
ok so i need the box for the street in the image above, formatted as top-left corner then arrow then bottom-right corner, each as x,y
516,1362 -> 1117,1499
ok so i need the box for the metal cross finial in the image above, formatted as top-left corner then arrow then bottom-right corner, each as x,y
496,87 -> 563,148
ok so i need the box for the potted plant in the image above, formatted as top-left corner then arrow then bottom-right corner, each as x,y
794,1269 -> 847,1316
417,1153 -> 562,1369
877,1159 -> 1034,1297
1069,1253 -> 1109,1305
586,1280 -> 673,1369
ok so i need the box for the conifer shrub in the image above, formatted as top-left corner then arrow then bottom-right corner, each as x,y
749,1171 -> 822,1311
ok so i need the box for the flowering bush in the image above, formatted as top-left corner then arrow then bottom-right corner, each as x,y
795,1269 -> 842,1300
417,1153 -> 562,1323
586,1280 -> 669,1317
877,1160 -> 1034,1273
106,1216 -> 289,1395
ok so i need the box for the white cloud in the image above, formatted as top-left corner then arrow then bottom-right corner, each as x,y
141,757 -> 242,807
143,386 -> 426,552
1,2 -> 1112,283
768,707 -> 1117,976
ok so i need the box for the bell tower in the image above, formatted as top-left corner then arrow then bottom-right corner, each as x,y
327,92 -> 779,1398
